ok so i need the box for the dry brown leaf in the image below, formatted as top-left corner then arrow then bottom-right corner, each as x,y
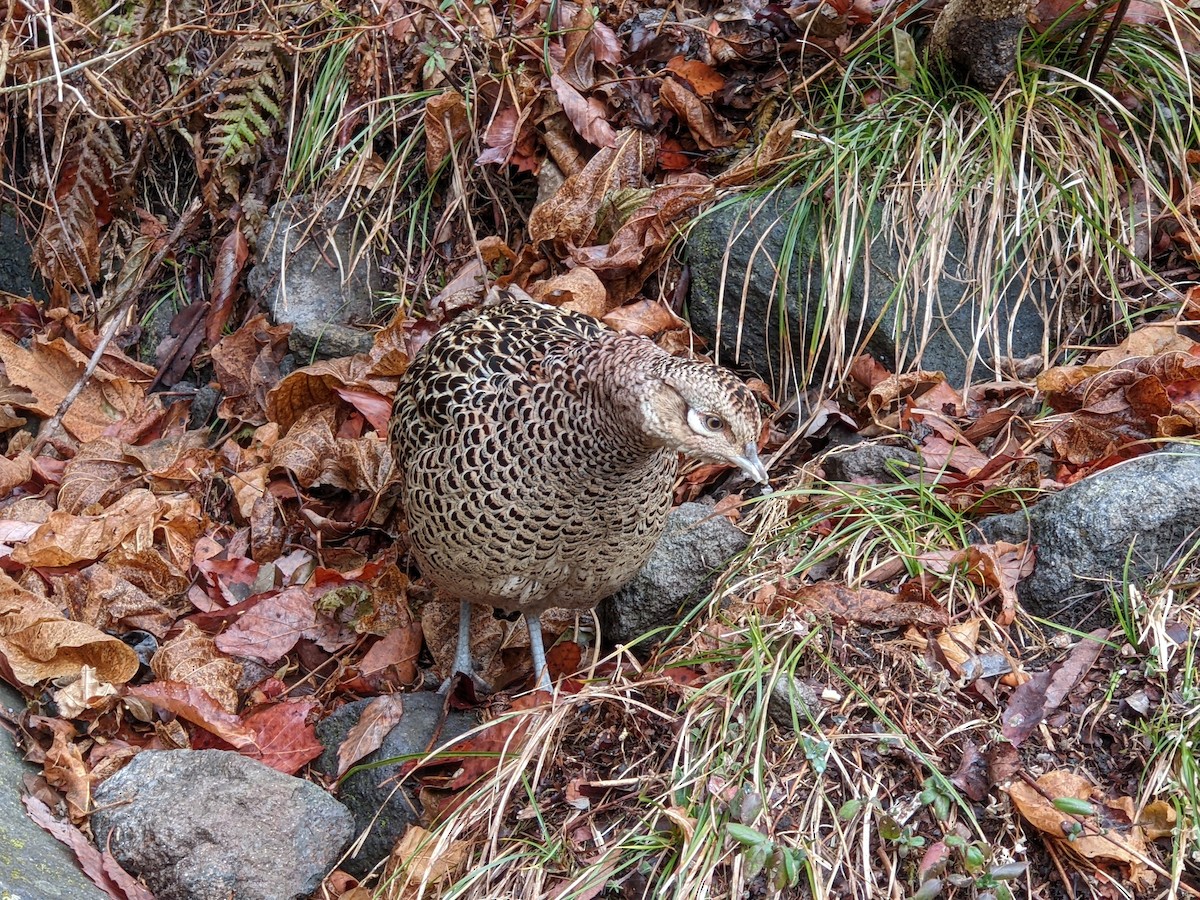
1007,772 -> 1152,886
936,619 -> 981,676
63,560 -> 178,637
151,621 -> 243,714
550,74 -> 617,149
529,128 -> 654,247
665,57 -> 725,97
267,357 -> 396,435
658,77 -> 737,150
789,581 -> 948,629
357,623 -> 422,688
0,450 -> 33,496
213,587 -> 318,664
571,175 -> 713,301
385,825 -> 470,899
44,731 -> 91,823
210,316 -> 291,426
1091,324 -> 1199,365
602,298 -> 687,336
529,267 -> 611,318
12,488 -> 161,567
337,693 -> 407,776
51,665 -> 120,719
715,117 -> 800,188
0,570 -> 140,685
918,542 -> 1034,626
125,681 -> 256,748
0,335 -> 148,442
424,90 -> 471,178
269,405 -> 392,493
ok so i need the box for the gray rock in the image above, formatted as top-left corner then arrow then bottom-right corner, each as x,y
248,199 -> 379,360
91,749 -> 353,900
766,675 -> 823,732
979,445 -> 1200,625
820,441 -> 923,484
0,207 -> 45,300
0,683 -> 108,900
314,692 -> 477,879
598,502 -> 750,648
687,187 -> 1050,389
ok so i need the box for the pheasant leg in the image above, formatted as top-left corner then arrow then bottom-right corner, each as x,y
438,599 -> 477,694
524,612 -> 554,693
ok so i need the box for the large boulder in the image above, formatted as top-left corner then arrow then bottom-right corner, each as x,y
980,445 -> 1200,625
92,749 -> 353,900
686,187 -> 1050,389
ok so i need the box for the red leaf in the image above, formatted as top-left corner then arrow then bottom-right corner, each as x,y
206,226 -> 249,347
125,682 -> 256,748
239,698 -> 324,775
24,794 -> 156,900
334,386 -> 394,434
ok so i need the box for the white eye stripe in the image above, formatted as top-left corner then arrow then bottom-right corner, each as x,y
687,407 -> 725,436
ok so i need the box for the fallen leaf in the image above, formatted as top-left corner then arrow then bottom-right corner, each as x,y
0,570 -> 140,686
787,581 -> 948,629
207,225 -> 249,347
337,693 -> 406,776
0,335 -> 149,442
44,731 -> 91,823
1001,629 -> 1108,746
12,489 -> 162,567
151,621 -> 243,714
529,267 -> 611,318
385,825 -> 469,898
918,542 -> 1034,625
213,587 -> 318,664
529,128 -> 654,248
658,77 -> 737,150
424,90 -> 471,177
551,74 -> 617,149
24,795 -> 155,899
239,698 -> 324,774
125,681 -> 256,748
1007,772 -> 1152,887
665,57 -> 725,97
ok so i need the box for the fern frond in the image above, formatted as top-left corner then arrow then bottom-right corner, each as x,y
32,119 -> 123,289
207,36 -> 290,194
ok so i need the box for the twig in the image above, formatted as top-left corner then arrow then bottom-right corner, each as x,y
1072,0 -> 1133,101
32,198 -> 204,455
1085,0 -> 1132,83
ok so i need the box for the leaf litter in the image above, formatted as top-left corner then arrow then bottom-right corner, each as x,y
1,0 -> 1198,896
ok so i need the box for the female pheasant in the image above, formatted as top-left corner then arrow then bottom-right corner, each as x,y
390,289 -> 768,692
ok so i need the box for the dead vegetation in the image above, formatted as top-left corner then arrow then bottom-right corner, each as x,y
2,0 -> 1200,898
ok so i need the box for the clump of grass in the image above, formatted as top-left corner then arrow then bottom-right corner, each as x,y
383,476 -> 1039,898
698,7 -> 1200,399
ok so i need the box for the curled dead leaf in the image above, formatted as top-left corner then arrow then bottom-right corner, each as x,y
152,621 -> 243,714
0,570 -> 140,685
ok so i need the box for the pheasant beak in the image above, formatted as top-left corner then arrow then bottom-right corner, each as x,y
732,443 -> 770,486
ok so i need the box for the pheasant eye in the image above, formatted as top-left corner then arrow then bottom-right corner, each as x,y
688,408 -> 725,435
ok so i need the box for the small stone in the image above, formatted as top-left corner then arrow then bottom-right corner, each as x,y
766,675 -> 822,732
